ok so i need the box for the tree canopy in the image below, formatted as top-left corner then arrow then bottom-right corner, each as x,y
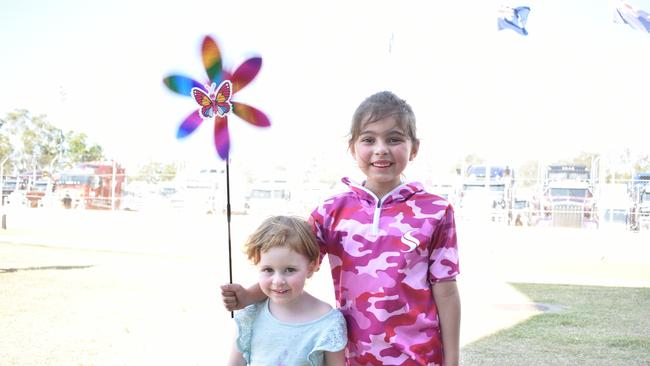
0,109 -> 104,175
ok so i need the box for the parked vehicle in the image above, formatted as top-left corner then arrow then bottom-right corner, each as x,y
2,176 -> 19,205
26,177 -> 54,208
537,165 -> 598,228
245,179 -> 291,216
54,161 -> 125,209
459,165 -> 514,223
598,183 -> 630,228
630,183 -> 650,232
509,197 -> 532,226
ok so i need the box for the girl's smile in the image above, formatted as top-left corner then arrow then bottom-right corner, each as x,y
370,160 -> 393,168
351,116 -> 418,198
257,246 -> 315,306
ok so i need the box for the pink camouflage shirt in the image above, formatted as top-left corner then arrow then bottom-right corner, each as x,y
309,178 -> 460,366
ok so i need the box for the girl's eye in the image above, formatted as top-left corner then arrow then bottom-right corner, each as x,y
261,268 -> 273,273
285,267 -> 296,273
360,137 -> 374,143
388,137 -> 404,144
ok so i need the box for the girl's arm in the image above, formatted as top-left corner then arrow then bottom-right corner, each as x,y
220,283 -> 266,311
324,349 -> 345,366
432,280 -> 461,366
226,336 -> 246,366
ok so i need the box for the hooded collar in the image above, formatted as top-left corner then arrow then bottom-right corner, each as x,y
341,177 -> 423,207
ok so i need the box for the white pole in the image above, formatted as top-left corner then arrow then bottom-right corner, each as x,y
49,155 -> 59,174
485,162 -> 491,221
0,155 -> 9,206
111,160 -> 117,210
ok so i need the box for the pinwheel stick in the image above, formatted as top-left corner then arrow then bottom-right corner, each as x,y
226,159 -> 234,318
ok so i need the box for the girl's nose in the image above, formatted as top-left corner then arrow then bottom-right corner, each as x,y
374,141 -> 388,154
272,274 -> 286,285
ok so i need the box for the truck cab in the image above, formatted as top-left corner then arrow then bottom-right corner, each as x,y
540,180 -> 597,228
459,165 -> 513,223
536,164 -> 598,229
55,162 -> 124,209
630,183 -> 650,231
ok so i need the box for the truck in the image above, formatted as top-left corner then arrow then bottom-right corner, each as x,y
598,183 -> 631,228
537,164 -> 598,228
508,194 -> 533,226
2,174 -> 50,208
629,183 -> 650,232
2,176 -> 20,205
245,179 -> 292,216
54,161 -> 125,209
18,171 -> 55,208
458,165 -> 514,223
168,168 -> 222,214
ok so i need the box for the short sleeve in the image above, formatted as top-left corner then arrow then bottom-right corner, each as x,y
234,302 -> 259,363
308,310 -> 348,364
428,204 -> 460,283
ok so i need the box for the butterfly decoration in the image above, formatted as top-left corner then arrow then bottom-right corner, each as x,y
192,80 -> 232,118
163,35 -> 271,160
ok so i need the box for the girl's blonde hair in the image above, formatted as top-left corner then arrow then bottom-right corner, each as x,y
348,91 -> 418,149
244,216 -> 320,265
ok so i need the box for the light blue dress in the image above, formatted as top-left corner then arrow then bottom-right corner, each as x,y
234,299 -> 347,365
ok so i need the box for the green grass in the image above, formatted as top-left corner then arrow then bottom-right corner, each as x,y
460,283 -> 650,366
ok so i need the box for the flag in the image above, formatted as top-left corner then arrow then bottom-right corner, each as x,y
498,5 -> 531,36
614,0 -> 650,33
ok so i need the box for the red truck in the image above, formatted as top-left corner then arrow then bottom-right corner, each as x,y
54,161 -> 125,209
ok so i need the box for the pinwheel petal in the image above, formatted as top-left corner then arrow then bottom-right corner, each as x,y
177,110 -> 204,138
164,75 -> 204,96
214,115 -> 231,160
232,102 -> 271,128
202,36 -> 223,84
231,57 -> 262,93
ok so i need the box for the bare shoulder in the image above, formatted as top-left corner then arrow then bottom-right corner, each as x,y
304,293 -> 334,319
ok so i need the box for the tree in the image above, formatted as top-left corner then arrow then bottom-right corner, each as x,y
0,133 -> 11,174
569,151 -> 598,168
0,109 -> 61,173
454,153 -> 484,175
65,132 -> 104,163
515,160 -> 540,187
132,161 -> 177,182
0,109 -> 105,174
635,153 -> 650,173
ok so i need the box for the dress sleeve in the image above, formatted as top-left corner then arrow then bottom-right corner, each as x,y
308,310 -> 348,364
428,204 -> 460,283
234,302 -> 258,364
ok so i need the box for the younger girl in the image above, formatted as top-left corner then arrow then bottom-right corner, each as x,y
223,91 -> 461,366
227,215 -> 347,366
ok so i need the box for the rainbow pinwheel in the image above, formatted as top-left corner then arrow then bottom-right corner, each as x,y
163,35 -> 270,160
162,36 -> 271,309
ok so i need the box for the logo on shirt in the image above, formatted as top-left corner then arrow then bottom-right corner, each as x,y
400,229 -> 420,253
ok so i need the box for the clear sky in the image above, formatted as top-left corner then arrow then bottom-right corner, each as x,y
1,0 -> 649,177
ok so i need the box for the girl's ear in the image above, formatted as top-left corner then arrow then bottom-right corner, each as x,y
307,261 -> 319,278
410,139 -> 420,161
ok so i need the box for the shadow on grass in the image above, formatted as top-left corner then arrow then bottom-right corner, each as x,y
460,283 -> 650,366
0,265 -> 94,273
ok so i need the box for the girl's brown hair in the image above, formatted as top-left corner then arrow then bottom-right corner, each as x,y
348,91 -> 418,148
244,216 -> 320,265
